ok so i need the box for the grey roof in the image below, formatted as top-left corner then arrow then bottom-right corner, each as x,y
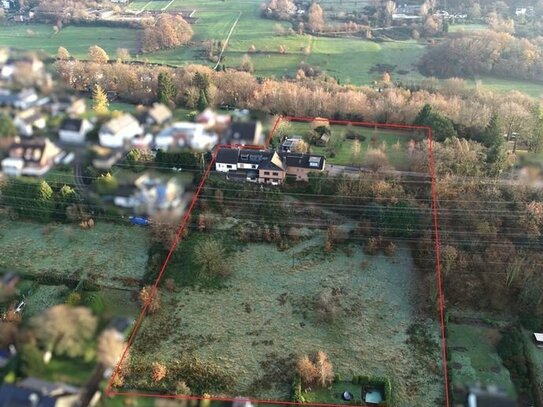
238,150 -> 271,165
59,118 -> 83,132
216,148 -> 239,164
279,152 -> 325,170
226,121 -> 259,143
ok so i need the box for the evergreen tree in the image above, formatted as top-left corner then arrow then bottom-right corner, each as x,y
481,114 -> 503,148
157,72 -> 177,106
92,84 -> 109,116
193,72 -> 210,100
414,104 -> 457,142
197,89 -> 209,111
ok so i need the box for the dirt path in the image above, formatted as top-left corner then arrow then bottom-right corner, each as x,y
213,11 -> 242,70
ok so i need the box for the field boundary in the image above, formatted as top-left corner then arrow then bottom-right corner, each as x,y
106,116 -> 450,407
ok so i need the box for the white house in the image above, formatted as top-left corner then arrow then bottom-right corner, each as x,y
58,118 -> 93,144
154,122 -> 215,151
99,113 -> 142,149
1,138 -> 62,177
13,109 -> 46,137
13,88 -> 39,110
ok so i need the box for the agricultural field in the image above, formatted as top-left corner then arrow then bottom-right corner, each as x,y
447,323 -> 516,398
0,23 -> 139,59
124,232 -> 444,406
0,219 -> 150,289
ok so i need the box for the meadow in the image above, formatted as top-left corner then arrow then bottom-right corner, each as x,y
447,323 -> 516,398
0,0 -> 541,95
126,229 -> 444,406
0,219 -> 150,289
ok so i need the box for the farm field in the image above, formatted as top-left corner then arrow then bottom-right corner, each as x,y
447,323 -> 516,398
125,233 -> 444,406
0,219 -> 150,289
0,24 -> 139,59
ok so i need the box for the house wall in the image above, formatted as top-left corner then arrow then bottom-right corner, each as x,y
258,169 -> 285,183
59,130 -> 85,144
286,167 -> 312,181
238,163 -> 258,170
216,163 -> 237,172
99,123 -> 142,148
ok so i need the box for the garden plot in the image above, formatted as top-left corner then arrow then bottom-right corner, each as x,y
126,233 -> 444,407
0,220 -> 150,289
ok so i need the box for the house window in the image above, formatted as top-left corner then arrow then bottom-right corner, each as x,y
226,164 -> 233,169
272,172 -> 279,176
252,165 -> 257,169
264,171 -> 270,175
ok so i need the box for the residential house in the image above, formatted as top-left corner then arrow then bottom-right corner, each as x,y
196,108 -> 231,131
142,103 -> 172,126
99,113 -> 142,149
215,148 -> 325,184
224,121 -> 264,146
58,118 -> 93,144
91,146 -> 122,170
131,133 -> 154,150
1,138 -> 62,176
14,109 -> 46,137
111,174 -> 187,216
48,95 -> 86,116
155,122 -> 216,151
533,332 -> 543,349
0,88 -> 38,109
1,57 -> 44,82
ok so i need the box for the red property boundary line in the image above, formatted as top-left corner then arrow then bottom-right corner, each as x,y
106,115 -> 450,407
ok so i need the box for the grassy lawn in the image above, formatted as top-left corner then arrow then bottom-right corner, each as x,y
448,23 -> 489,32
282,120 -> 422,169
447,323 -> 516,398
127,232 -> 443,406
0,219 -> 150,289
38,357 -> 96,386
0,23 -> 139,59
304,381 -> 363,404
524,329 -> 543,403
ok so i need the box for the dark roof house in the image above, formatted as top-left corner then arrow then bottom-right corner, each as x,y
224,121 -> 263,146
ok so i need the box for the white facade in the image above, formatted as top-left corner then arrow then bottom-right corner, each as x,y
1,157 -> 24,176
99,114 -> 142,149
59,120 -> 93,144
216,162 -> 237,172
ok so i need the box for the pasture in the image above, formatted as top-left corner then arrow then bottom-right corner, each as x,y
0,23 -> 139,59
127,232 -> 444,406
0,219 -> 150,289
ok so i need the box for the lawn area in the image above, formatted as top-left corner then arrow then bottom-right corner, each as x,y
303,381 -> 363,404
126,232 -> 444,406
0,23 -> 139,59
37,357 -> 97,387
448,23 -> 489,32
0,219 -> 150,289
447,323 -> 516,398
282,120 -> 422,169
467,76 -> 543,98
524,329 -> 543,403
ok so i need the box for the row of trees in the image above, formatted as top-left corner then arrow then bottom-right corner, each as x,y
419,31 -> 543,82
54,58 -> 543,152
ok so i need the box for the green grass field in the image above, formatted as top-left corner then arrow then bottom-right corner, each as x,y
0,23 -> 139,59
0,0 -> 540,96
126,228 -> 444,405
0,219 -> 150,289
448,323 -> 516,398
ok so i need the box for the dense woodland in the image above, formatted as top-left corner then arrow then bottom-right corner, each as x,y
419,31 -> 543,81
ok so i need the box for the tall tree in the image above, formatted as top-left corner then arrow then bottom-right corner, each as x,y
57,46 -> 70,60
92,84 -> 109,116
307,3 -> 325,32
157,72 -> 178,106
481,114 -> 503,148
29,305 -> 97,358
88,45 -> 109,64
414,104 -> 457,142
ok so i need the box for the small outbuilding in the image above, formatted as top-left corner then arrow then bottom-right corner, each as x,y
533,332 -> 543,349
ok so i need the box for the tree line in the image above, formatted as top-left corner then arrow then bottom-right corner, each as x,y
419,30 -> 543,82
